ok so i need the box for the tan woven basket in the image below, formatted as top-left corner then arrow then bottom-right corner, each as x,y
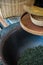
0,0 -> 26,18
0,0 -> 34,18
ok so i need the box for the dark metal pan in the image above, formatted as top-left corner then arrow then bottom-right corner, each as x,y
1,13 -> 43,65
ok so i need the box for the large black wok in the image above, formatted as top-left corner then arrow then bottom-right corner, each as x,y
0,13 -> 43,65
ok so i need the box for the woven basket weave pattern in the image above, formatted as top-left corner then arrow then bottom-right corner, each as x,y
0,0 -> 27,18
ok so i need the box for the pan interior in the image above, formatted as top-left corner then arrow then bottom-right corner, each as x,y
2,28 -> 43,65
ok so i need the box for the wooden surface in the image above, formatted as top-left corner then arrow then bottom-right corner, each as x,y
20,13 -> 43,36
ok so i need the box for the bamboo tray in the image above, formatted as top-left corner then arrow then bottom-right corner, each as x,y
20,12 -> 43,36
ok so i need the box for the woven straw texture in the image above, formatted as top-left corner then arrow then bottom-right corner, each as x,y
0,0 -> 26,18
0,0 -> 34,18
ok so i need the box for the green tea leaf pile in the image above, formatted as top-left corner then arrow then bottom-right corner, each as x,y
18,46 -> 43,65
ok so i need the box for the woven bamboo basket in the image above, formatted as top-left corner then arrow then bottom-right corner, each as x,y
0,0 -> 34,18
0,0 -> 27,18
